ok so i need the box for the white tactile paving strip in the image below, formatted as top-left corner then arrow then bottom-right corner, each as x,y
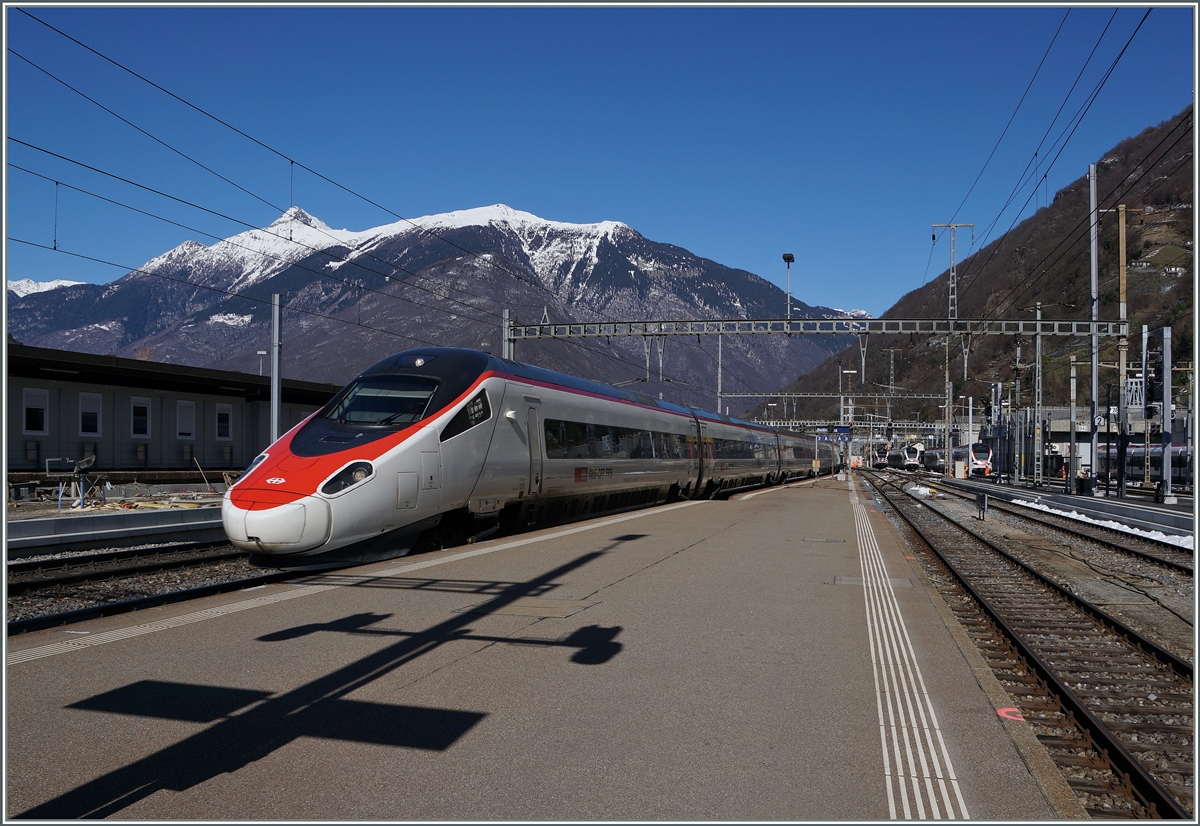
851,481 -> 970,820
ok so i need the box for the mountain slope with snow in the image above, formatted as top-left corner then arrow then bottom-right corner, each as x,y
7,204 -> 863,412
6,278 -> 85,297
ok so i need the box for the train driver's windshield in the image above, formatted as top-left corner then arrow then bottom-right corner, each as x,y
321,376 -> 438,426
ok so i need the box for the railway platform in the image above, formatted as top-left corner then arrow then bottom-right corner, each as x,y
7,475 -> 1082,820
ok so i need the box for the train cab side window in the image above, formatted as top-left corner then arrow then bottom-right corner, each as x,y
440,390 -> 492,441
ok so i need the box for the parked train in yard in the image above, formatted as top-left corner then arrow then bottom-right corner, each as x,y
887,443 -> 925,471
1096,444 -> 1194,487
223,348 -> 835,569
922,443 -> 994,476
871,443 -> 890,469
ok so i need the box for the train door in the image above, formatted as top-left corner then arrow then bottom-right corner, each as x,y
528,407 -> 543,496
420,444 -> 442,511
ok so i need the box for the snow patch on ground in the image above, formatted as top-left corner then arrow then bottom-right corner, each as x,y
1011,499 -> 1193,550
208,313 -> 253,328
908,485 -> 933,497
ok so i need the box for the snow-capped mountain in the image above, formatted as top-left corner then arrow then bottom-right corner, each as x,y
6,278 -> 85,297
7,205 -> 860,412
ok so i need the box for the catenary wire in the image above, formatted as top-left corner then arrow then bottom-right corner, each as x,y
12,8 -> 795,398
7,237 -> 442,348
6,137 -> 512,327
9,235 -> 762,403
7,46 -> 555,329
955,9 -> 1155,309
937,8 -> 1074,236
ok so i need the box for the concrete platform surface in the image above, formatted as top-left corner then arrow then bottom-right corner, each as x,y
7,476 -> 1072,820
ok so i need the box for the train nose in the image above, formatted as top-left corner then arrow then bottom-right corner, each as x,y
223,494 -> 331,553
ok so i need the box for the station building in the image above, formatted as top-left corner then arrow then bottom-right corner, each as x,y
7,343 -> 340,485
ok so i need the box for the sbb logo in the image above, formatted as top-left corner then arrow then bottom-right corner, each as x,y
266,477 -> 286,485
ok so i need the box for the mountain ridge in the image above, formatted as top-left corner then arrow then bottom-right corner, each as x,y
7,204 -> 869,414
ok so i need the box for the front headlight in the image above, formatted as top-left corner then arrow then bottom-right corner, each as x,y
321,461 -> 374,495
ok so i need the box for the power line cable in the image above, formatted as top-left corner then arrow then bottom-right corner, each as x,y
9,47 -> 282,216
7,138 -> 511,328
843,113 -> 1190,405
990,115 -> 1192,315
7,163 -> 533,347
12,7 -> 798,398
7,46 -> 560,328
13,8 -> 603,318
961,8 -> 1120,256
939,8 -> 1074,233
955,9 -> 1153,307
8,155 -> 773,402
790,112 -> 1187,410
8,236 -> 443,348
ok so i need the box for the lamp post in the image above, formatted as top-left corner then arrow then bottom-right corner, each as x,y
841,369 -> 857,423
257,350 -> 267,376
782,253 -> 795,320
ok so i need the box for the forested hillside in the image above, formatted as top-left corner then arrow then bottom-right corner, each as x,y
768,106 -> 1193,423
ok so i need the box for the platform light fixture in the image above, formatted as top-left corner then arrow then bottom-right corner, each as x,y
782,253 -> 795,320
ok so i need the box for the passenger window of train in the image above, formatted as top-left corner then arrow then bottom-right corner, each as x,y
441,390 -> 492,441
322,377 -> 437,426
545,420 -> 590,459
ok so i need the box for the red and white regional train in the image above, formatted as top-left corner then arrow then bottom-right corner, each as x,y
223,348 -> 834,569
921,443 -> 993,476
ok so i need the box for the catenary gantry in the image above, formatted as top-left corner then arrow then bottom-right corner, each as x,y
505,317 -> 1129,341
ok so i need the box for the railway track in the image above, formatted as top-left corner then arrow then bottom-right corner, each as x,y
862,470 -> 1194,819
919,478 -> 1193,576
7,542 -> 250,594
6,540 -> 303,635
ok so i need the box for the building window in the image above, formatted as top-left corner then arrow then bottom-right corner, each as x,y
132,397 -> 151,438
216,404 -> 233,440
23,388 -> 49,435
177,400 -> 195,439
80,392 -> 102,437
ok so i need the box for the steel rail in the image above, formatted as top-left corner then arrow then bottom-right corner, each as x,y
922,480 -> 1193,575
863,471 -> 1192,819
7,540 -> 232,574
871,474 -> 1191,677
7,548 -> 250,595
6,570 -> 304,635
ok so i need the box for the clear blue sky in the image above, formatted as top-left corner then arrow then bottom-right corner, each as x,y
5,5 -> 1195,316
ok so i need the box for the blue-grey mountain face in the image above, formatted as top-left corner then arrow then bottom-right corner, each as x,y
7,205 -> 861,414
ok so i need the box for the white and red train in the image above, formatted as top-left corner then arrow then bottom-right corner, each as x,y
223,348 -> 834,569
921,443 -> 993,476
886,443 -> 925,471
